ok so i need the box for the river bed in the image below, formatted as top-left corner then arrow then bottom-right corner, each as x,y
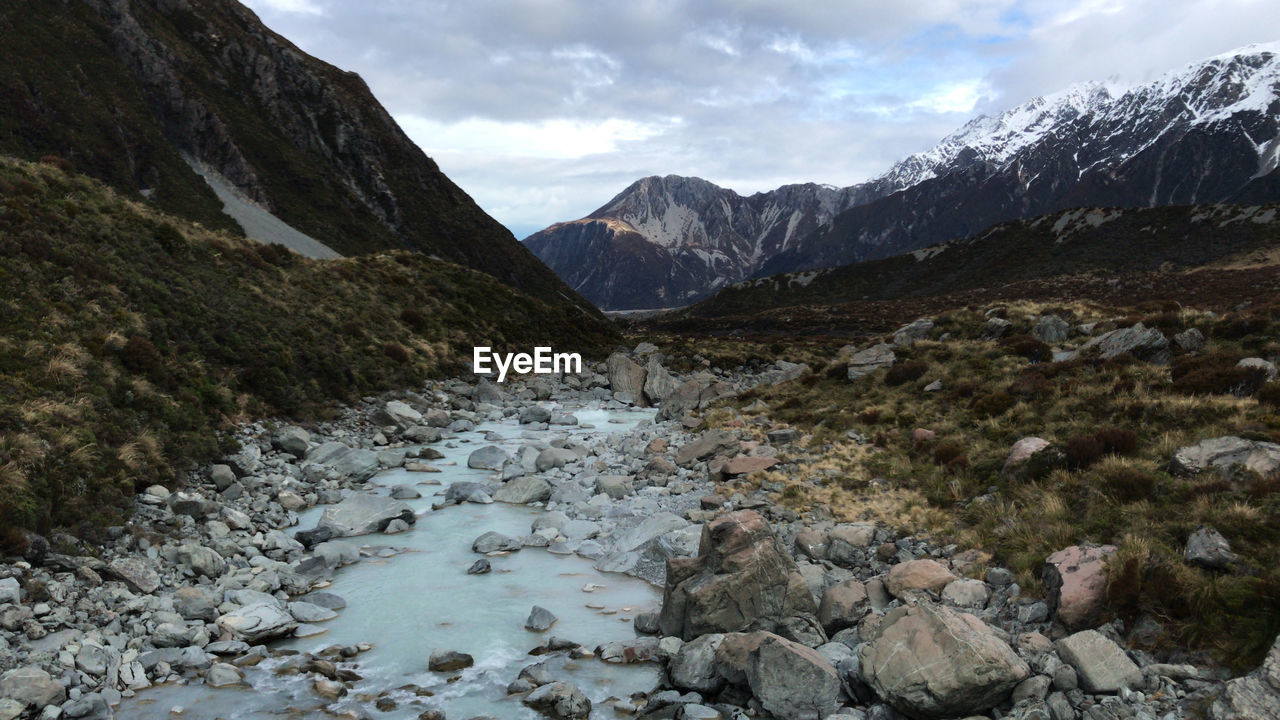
121,405 -> 662,719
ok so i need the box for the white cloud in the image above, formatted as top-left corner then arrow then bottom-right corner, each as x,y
237,0 -> 1273,236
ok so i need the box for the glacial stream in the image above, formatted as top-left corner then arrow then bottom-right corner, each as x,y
122,406 -> 663,719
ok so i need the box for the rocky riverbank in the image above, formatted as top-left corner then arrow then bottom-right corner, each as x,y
0,340 -> 1276,720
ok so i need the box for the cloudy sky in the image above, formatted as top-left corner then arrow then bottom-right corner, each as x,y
241,0 -> 1273,239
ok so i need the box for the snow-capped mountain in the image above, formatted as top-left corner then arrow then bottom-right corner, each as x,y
528,42 -> 1280,310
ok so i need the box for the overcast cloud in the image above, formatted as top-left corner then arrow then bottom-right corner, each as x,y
239,0 -> 1275,239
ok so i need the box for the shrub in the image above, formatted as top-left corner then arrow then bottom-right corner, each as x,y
1171,353 -> 1267,397
1212,315 -> 1268,340
1259,383 -> 1280,407
933,441 -> 969,472
382,342 -> 411,364
1099,463 -> 1157,502
1095,427 -> 1138,455
858,409 -> 883,424
119,335 -> 163,376
1009,372 -> 1050,400
972,391 -> 1015,417
399,307 -> 430,332
884,362 -> 927,386
1001,334 -> 1051,362
1066,435 -> 1105,469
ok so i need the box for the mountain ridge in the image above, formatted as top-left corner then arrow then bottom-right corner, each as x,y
527,42 -> 1280,310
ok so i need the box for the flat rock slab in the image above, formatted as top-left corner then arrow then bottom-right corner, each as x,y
1171,436 -> 1280,477
722,455 -> 779,475
316,494 -> 415,537
1056,629 -> 1142,693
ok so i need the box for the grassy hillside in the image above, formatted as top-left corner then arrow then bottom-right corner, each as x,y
709,301 -> 1280,668
0,158 -> 616,539
0,0 -> 587,308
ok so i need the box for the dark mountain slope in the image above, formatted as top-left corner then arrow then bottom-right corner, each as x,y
0,0 -> 585,307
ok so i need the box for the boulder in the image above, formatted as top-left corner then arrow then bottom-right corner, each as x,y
526,605 -> 558,632
1055,630 -> 1142,693
657,378 -> 706,421
0,666 -> 65,707
474,378 -> 504,405
817,579 -> 869,634
307,442 -> 380,482
467,445 -> 510,471
522,681 -> 591,720
1171,436 -> 1280,477
1174,327 -> 1206,352
1186,525 -> 1238,570
644,359 -> 679,403
315,494 -> 415,537
1031,315 -> 1070,344
982,317 -> 1013,339
1081,323 -> 1169,363
607,353 -> 648,406
1003,437 -> 1050,475
594,512 -> 694,584
721,455 -> 778,476
176,543 -> 226,579
590,474 -> 629,499
209,464 -> 237,490
174,586 -> 221,621
428,650 -> 474,672
659,510 -> 821,642
1208,634 -> 1280,720
216,601 -> 298,642
376,400 -> 423,429
519,405 -> 552,424
273,426 -> 311,456
107,557 -> 161,593
714,632 -> 840,720
860,603 -> 1029,718
893,318 -> 935,346
941,578 -> 991,608
1238,357 -> 1279,381
675,430 -> 741,467
669,633 -> 726,694
885,558 -> 956,598
846,343 -> 896,379
205,662 -> 244,688
473,531 -> 521,554
493,476 -> 552,504
536,447 -> 578,472
1043,545 -> 1115,630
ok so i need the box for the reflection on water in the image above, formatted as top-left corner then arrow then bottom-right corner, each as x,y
120,406 -> 662,719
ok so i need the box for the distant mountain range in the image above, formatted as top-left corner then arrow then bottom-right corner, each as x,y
0,0 -> 590,309
526,42 -> 1280,310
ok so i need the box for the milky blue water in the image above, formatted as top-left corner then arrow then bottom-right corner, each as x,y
123,406 -> 662,719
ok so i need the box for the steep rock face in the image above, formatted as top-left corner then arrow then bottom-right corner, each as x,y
525,175 -> 874,310
0,0 -> 589,308
530,43 -> 1280,309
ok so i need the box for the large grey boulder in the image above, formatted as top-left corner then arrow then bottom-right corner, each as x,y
859,602 -> 1029,719
659,511 -> 821,643
467,445 -> 510,471
107,557 -> 161,593
216,601 -> 298,642
669,633 -> 726,694
307,442 -> 381,482
644,359 -> 679,402
594,512 -> 694,583
522,681 -> 591,720
846,343 -> 896,380
657,378 -> 706,421
174,586 -> 221,621
315,494 -> 415,537
525,605 -> 557,632
1081,322 -> 1169,363
176,543 -> 226,579
1186,525 -> 1238,570
273,426 -> 311,456
375,400 -> 423,429
493,476 -> 552,504
1238,357 -> 1279,381
1209,634 -> 1280,720
893,318 -> 934,346
473,531 -> 521,554
474,378 -> 504,405
1031,315 -> 1071,344
1171,436 -> 1280,477
818,579 -> 870,634
535,448 -> 578,472
1055,630 -> 1142,693
595,475 -> 633,499
607,353 -> 648,406
0,666 -> 65,707
714,632 -> 840,720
